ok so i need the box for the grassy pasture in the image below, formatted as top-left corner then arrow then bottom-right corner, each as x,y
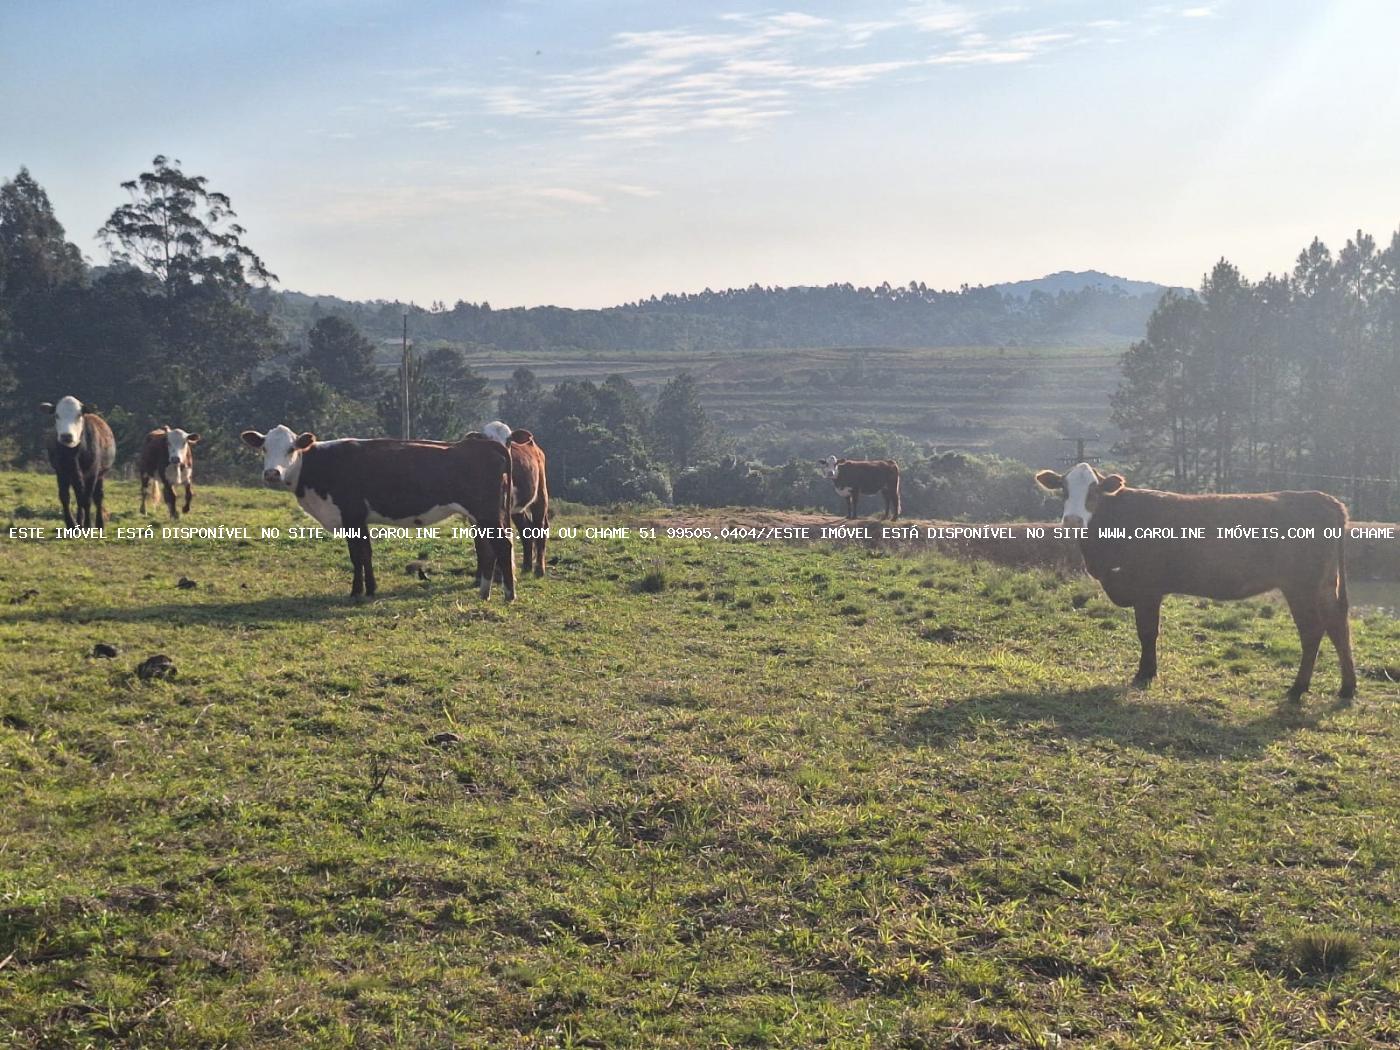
2,471 -> 1399,1048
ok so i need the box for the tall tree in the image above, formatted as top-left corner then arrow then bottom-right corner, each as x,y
650,371 -> 714,472
0,168 -> 85,302
497,365 -> 544,430
97,154 -> 275,295
302,315 -> 384,402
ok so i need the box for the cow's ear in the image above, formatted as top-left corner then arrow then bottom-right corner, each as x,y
1099,474 -> 1125,494
186,433 -> 201,444
38,402 -> 55,415
240,430 -> 266,449
1034,469 -> 1065,492
82,403 -> 98,414
294,432 -> 316,450
510,428 -> 533,444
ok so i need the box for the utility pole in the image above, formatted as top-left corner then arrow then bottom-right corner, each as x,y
400,310 -> 412,440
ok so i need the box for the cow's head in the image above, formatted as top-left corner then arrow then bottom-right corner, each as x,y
165,428 -> 200,484
482,420 -> 512,446
819,455 -> 843,480
241,425 -> 315,488
40,396 -> 89,448
1034,462 -> 1125,528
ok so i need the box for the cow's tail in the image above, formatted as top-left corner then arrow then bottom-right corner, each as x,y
1336,514 -> 1348,607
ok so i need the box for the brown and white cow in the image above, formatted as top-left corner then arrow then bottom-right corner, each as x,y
139,426 -> 201,519
240,426 -> 515,600
1036,462 -> 1356,700
820,456 -> 901,520
40,396 -> 116,529
483,421 -> 550,578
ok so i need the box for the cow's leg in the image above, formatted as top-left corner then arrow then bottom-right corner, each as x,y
533,508 -> 548,577
92,476 -> 105,527
848,492 -> 859,519
1131,597 -> 1162,686
1321,580 -> 1357,700
495,532 -> 516,602
346,534 -> 365,597
1283,589 -> 1325,701
360,538 -> 377,596
513,512 -> 532,577
162,478 -> 178,519
183,481 -> 194,514
140,474 -> 150,515
474,534 -> 495,599
57,473 -> 75,529
75,477 -> 93,529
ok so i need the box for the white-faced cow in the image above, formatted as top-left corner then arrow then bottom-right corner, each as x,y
483,421 -> 550,578
1036,462 -> 1356,701
820,456 -> 901,520
40,396 -> 116,529
139,426 -> 201,519
240,426 -> 515,600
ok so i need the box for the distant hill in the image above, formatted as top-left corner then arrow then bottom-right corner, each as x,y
993,269 -> 1174,299
254,275 -> 1175,353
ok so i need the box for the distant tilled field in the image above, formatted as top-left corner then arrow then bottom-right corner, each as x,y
402,344 -> 1123,461
2,472 -> 1398,1048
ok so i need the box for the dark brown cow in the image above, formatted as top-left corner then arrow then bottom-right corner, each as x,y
1036,462 -> 1356,700
40,396 -> 116,529
139,426 -> 201,519
240,425 -> 515,600
820,455 -> 901,520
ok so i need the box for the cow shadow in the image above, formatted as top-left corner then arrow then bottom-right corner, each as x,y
896,683 -> 1349,760
0,585 -> 471,628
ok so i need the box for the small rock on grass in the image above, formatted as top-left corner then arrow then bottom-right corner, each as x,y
91,642 -> 119,659
136,654 -> 177,681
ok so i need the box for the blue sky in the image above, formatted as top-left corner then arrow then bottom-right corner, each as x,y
4,1 -> 1399,307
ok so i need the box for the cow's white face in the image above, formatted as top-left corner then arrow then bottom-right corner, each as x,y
165,428 -> 200,485
1035,462 -> 1124,528
482,420 -> 512,446
43,396 -> 86,448
241,424 -> 315,488
821,455 -> 840,480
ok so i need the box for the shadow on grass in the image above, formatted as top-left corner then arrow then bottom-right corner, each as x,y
898,684 -> 1351,759
0,584 -> 476,626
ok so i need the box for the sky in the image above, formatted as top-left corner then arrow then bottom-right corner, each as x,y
3,0 -> 1400,308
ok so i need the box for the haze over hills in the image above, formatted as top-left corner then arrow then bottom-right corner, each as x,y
992,269 -> 1178,300
257,270 -> 1175,354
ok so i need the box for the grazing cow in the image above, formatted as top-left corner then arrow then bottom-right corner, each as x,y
820,455 -> 901,520
240,426 -> 515,600
1035,462 -> 1356,700
40,396 -> 116,529
139,426 -> 201,519
483,421 -> 550,577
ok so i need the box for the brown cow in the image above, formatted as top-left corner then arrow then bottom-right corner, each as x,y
1036,462 -> 1356,701
139,426 -> 200,519
820,455 -> 901,520
482,421 -> 550,578
240,425 -> 515,600
41,396 -> 116,529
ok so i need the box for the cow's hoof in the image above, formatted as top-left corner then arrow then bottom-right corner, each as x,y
1338,683 -> 1356,701
533,568 -> 545,578
1129,675 -> 1155,690
1285,686 -> 1307,703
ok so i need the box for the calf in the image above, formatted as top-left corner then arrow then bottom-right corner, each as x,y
240,426 -> 515,600
139,426 -> 200,519
483,421 -> 550,577
820,456 -> 901,520
1036,462 -> 1356,700
40,396 -> 116,529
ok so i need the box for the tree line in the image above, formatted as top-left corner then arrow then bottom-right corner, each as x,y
1111,234 -> 1400,518
260,278 -> 1164,353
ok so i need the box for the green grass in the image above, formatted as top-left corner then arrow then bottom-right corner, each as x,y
2,470 -> 1399,1047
